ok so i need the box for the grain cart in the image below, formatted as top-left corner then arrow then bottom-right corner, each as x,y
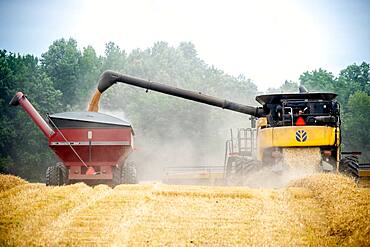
90,70 -> 369,186
9,92 -> 137,186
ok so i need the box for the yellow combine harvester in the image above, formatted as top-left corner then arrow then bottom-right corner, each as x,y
91,70 -> 370,186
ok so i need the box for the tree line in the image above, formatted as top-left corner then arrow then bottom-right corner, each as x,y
0,38 -> 369,181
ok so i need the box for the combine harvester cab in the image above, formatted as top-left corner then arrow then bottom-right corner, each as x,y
9,92 -> 136,186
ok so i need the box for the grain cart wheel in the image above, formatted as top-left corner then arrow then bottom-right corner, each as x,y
112,166 -> 122,186
121,161 -> 137,184
46,164 -> 67,186
57,162 -> 68,184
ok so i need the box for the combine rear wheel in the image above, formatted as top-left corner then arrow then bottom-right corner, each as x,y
46,163 -> 68,186
121,161 -> 137,184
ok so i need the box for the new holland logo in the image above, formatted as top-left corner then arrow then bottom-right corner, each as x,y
296,130 -> 307,142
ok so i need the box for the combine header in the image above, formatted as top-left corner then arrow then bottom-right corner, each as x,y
163,166 -> 225,185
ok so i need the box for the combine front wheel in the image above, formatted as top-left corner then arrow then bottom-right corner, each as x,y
339,155 -> 359,177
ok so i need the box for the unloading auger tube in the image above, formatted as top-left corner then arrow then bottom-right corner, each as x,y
96,70 -> 265,117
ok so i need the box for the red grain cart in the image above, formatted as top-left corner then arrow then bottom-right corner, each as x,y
10,92 -> 137,186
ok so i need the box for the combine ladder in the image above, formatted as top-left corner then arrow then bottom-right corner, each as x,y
224,128 -> 257,185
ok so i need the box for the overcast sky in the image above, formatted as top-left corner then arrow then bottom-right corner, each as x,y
0,0 -> 369,91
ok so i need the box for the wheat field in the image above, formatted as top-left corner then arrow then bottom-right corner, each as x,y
0,173 -> 369,246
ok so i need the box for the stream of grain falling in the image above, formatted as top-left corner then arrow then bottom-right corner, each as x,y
87,89 -> 101,112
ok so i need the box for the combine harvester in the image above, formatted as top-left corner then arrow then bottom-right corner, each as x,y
10,70 -> 369,186
92,70 -> 370,186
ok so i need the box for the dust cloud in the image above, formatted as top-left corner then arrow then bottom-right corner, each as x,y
104,108 -> 324,188
101,108 -> 220,181
242,166 -> 320,188
131,110 -> 249,182
242,148 -> 322,188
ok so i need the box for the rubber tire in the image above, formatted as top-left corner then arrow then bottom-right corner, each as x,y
46,166 -> 62,186
46,164 -> 67,186
112,166 -> 122,186
57,162 -> 68,184
339,156 -> 358,177
121,162 -> 137,184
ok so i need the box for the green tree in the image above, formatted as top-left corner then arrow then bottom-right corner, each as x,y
0,50 -> 17,173
299,68 -> 336,93
0,51 -> 62,180
342,91 -> 370,161
102,42 -> 127,72
77,46 -> 103,108
266,80 -> 299,94
41,38 -> 82,108
336,62 -> 370,104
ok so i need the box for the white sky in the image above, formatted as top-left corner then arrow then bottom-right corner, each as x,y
1,0 -> 369,91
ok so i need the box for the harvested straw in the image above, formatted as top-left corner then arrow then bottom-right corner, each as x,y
289,173 -> 370,246
0,174 -> 368,246
0,174 -> 27,192
282,147 -> 321,171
